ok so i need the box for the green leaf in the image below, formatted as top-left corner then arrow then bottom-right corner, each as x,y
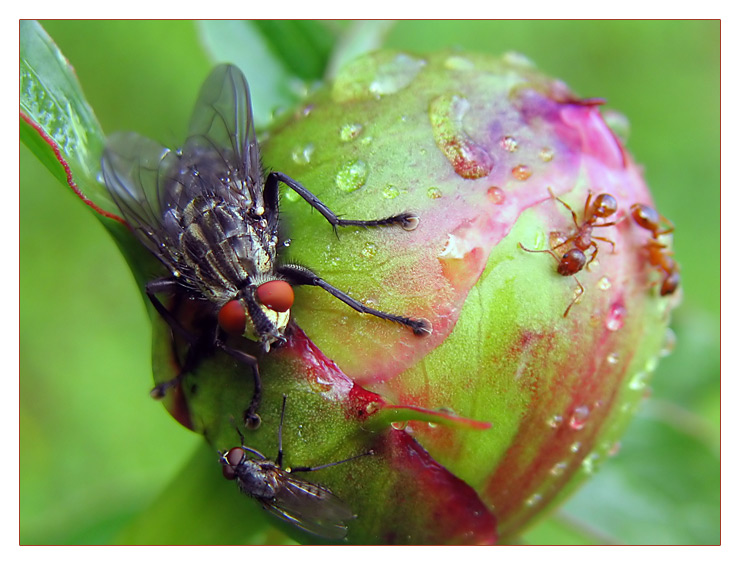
19,20 -> 117,218
252,20 -> 337,80
115,442 -> 294,545
326,20 -> 396,79
196,20 -> 314,128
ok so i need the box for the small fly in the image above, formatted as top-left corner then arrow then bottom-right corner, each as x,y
101,64 -> 431,426
220,395 -> 371,540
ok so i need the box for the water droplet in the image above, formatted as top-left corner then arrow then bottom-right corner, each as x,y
369,54 -> 426,96
291,143 -> 314,165
427,421 -> 438,429
645,356 -> 658,373
429,94 -> 493,179
605,303 -> 626,331
539,147 -> 555,162
365,402 -> 381,415
361,241 -> 378,259
512,164 -> 532,181
582,453 -> 599,474
569,406 -> 590,430
547,414 -> 563,429
501,136 -> 518,152
570,442 -> 582,453
282,239 -> 292,248
444,55 -> 475,70
606,351 -> 620,365
660,327 -> 677,357
629,370 -> 648,390
391,421 -> 408,430
525,493 -> 542,507
550,461 -> 568,477
549,231 -> 567,249
597,276 -> 612,290
340,123 -> 363,142
487,186 -> 505,204
335,159 -> 369,193
301,104 -> 314,117
383,185 -> 401,199
502,51 -> 535,68
427,187 -> 443,199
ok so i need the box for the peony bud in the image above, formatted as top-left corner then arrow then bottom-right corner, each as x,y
144,50 -> 679,544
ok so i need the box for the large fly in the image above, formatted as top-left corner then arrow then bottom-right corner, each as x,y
100,64 -> 431,426
220,395 -> 371,540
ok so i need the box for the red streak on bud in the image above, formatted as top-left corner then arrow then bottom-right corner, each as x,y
379,429 -> 498,544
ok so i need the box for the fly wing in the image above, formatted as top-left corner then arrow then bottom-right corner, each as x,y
101,132 -> 182,272
263,471 -> 356,540
177,64 -> 264,212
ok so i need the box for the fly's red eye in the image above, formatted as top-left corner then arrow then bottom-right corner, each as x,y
256,280 -> 294,312
222,447 -> 244,480
218,300 -> 247,335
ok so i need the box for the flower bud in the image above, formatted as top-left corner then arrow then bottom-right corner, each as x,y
152,51 -> 679,544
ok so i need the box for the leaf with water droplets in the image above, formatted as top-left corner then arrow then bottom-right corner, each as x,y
20,20 -> 116,219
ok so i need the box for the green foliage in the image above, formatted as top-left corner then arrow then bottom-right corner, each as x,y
20,20 -> 719,545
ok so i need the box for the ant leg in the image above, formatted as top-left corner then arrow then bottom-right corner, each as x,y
548,187 -> 580,228
277,264 -> 432,336
592,235 -> 616,253
563,276 -> 585,318
518,242 -> 561,262
267,171 -> 419,231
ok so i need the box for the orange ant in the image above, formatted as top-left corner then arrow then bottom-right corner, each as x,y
548,187 -> 619,267
519,188 -> 620,317
630,203 -> 679,296
630,203 -> 674,238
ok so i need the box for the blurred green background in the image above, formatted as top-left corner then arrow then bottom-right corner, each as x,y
19,20 -> 719,544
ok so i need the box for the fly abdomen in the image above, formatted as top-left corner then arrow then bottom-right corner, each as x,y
176,195 -> 274,302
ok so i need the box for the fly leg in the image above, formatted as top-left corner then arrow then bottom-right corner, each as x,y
277,264 -> 432,336
146,278 -> 263,428
213,338 -> 263,429
267,172 -> 420,232
276,395 -> 374,472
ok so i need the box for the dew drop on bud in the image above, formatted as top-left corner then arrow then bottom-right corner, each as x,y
427,186 -> 443,199
538,147 -> 555,162
569,406 -> 590,430
550,461 -> 568,477
291,143 -> 314,165
660,327 -> 677,358
340,123 -> 363,141
597,276 -> 612,291
501,136 -> 518,152
487,186 -> 505,204
511,164 -> 532,181
605,303 -> 626,331
335,159 -> 369,192
547,414 -> 563,429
